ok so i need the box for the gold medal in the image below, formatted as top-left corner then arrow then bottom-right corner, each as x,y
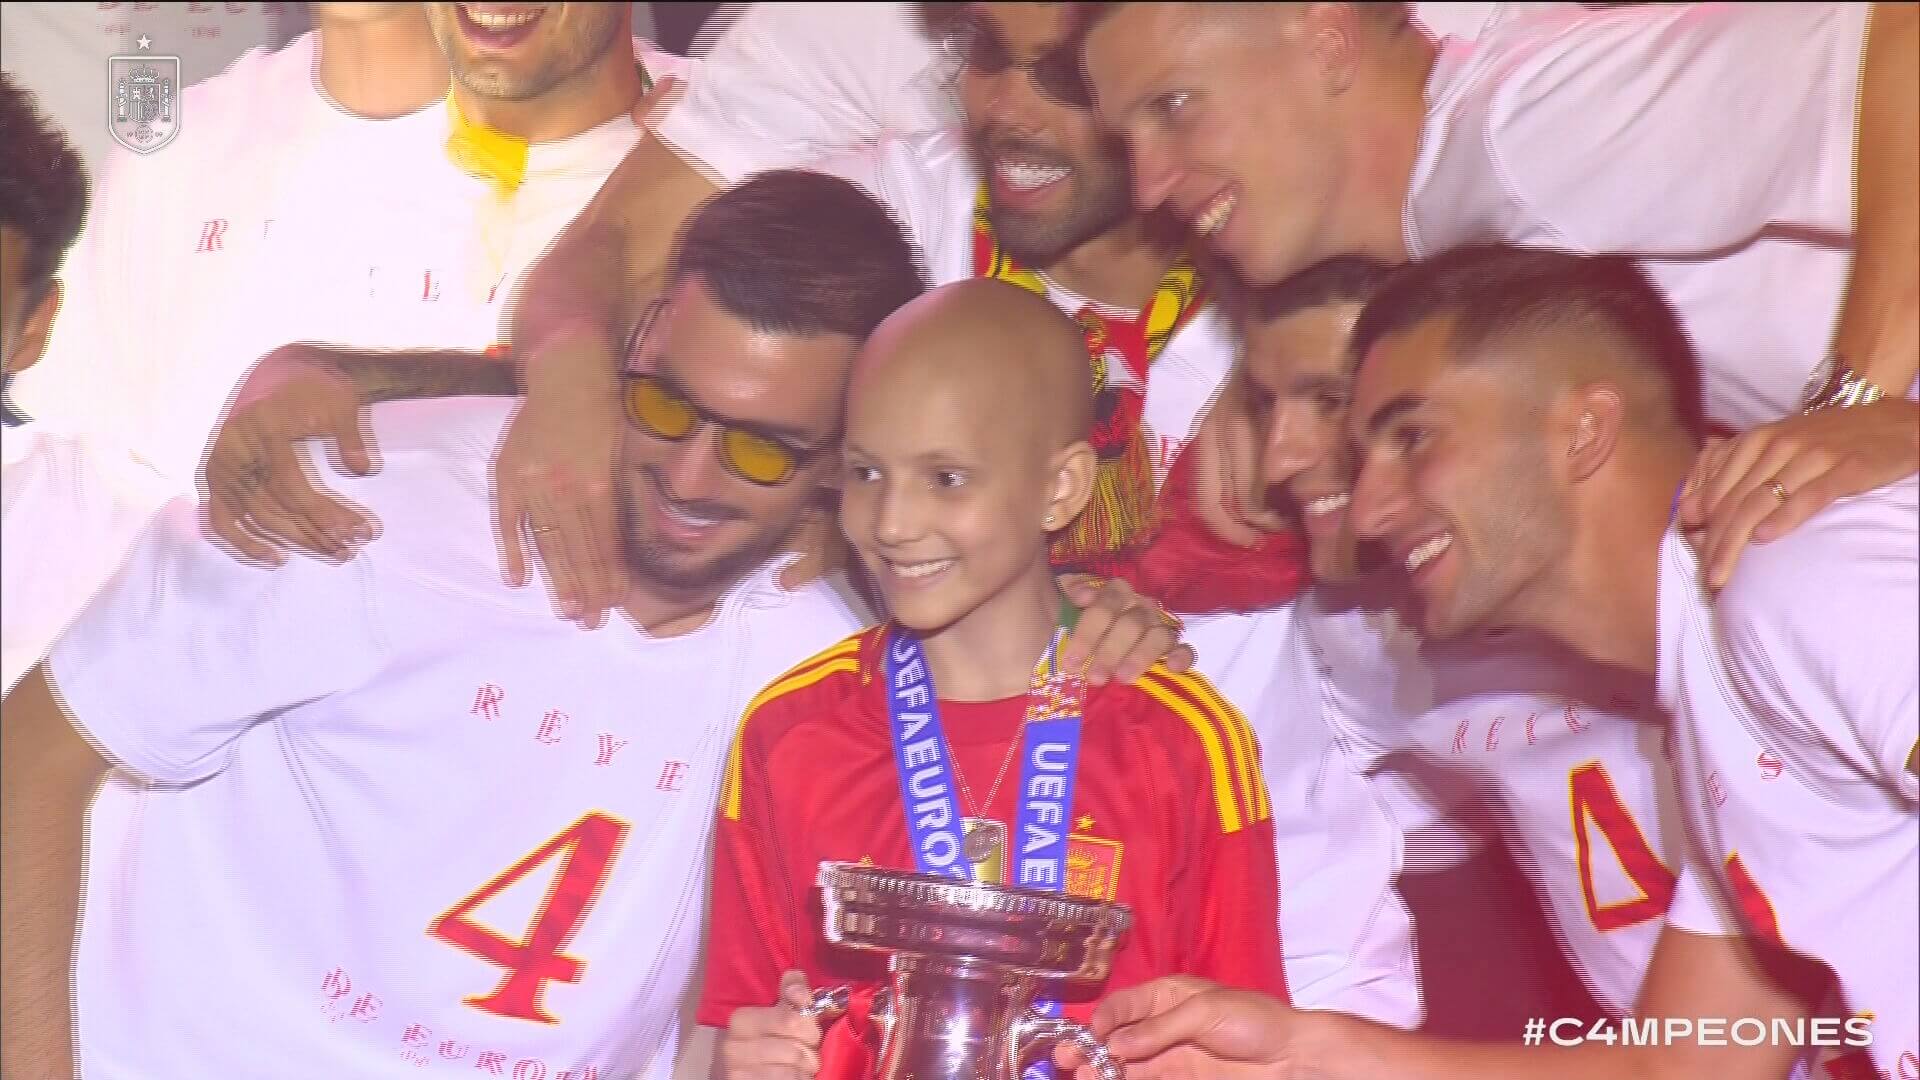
960,817 -> 1008,886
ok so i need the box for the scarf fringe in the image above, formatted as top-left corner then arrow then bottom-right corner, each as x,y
1052,429 -> 1159,564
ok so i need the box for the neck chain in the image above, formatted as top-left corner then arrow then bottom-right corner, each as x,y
947,626 -> 1078,818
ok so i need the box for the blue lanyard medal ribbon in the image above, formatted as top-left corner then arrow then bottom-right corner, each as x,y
884,626 -> 1084,1079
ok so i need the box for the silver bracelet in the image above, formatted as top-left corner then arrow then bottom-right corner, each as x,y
1800,354 -> 1888,414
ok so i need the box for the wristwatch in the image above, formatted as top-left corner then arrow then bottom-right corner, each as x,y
1800,353 -> 1888,414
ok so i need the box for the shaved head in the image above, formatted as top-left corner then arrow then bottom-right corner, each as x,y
842,279 -> 1100,641
851,278 -> 1094,454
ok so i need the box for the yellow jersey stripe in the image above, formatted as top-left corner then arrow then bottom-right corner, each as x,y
1139,672 -> 1246,834
720,637 -> 862,821
721,655 -> 859,820
744,635 -> 862,718
1160,669 -> 1269,822
1155,670 -> 1260,822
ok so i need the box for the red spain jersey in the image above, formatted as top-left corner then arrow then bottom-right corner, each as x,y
697,627 -> 1286,1043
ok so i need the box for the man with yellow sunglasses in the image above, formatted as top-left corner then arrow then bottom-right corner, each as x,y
2,170 -> 897,1080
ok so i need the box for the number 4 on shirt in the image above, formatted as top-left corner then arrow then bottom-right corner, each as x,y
430,811 -> 631,1023
1569,762 -> 1677,931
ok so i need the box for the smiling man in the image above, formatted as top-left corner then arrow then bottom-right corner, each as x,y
801,2 -> 1315,613
1079,1 -> 1919,593
1234,258 -> 1680,1031
1335,246 -> 1915,1080
1062,247 -> 1916,1080
1,171 -> 925,1080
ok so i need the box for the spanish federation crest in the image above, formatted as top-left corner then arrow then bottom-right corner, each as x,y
108,51 -> 180,154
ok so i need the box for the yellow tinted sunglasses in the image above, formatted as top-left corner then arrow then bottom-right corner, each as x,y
622,373 -> 826,487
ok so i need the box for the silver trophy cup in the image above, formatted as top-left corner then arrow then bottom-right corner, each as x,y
806,861 -> 1133,1080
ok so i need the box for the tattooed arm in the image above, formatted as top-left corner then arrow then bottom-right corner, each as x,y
328,347 -> 519,402
199,343 -> 518,564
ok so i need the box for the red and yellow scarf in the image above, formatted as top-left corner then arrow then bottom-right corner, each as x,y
971,188 -> 1209,567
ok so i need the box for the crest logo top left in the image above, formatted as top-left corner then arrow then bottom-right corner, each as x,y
108,39 -> 180,155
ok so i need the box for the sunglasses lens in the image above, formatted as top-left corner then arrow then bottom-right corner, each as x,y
723,429 -> 798,486
628,377 -> 697,440
1033,51 -> 1092,108
959,25 -> 1014,75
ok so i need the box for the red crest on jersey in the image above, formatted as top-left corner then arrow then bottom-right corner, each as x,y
1065,835 -> 1124,902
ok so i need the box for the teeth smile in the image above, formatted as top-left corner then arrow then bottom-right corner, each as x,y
997,161 -> 1069,192
1406,535 -> 1452,574
1194,191 -> 1235,236
1305,493 -> 1351,516
662,502 -> 717,530
463,6 -> 541,30
890,559 -> 955,580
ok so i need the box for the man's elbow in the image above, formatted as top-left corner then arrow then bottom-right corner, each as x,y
513,138 -> 716,347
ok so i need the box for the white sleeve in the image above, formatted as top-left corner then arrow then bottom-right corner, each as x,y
46,498 -> 391,787
635,36 -> 693,87
1252,632 -> 1423,1028
1275,726 -> 1424,1028
807,135 -> 973,282
1715,477 -> 1920,806
652,2 -> 959,186
1420,3 -> 1868,257
1,434 -> 166,696
1,146 -> 187,695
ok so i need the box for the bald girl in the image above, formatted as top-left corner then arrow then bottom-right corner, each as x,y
706,280 -> 1288,1079
841,278 -> 1099,697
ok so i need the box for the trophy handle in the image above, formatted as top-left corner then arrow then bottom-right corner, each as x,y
802,985 -> 852,1024
800,985 -> 895,1028
1012,1014 -> 1123,1080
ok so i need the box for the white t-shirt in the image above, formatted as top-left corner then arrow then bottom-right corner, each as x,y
0,426 -> 153,694
0,0 -> 285,184
653,2 -> 1570,184
5,32 -> 683,688
655,2 -> 962,185
8,32 -> 321,486
1408,2 -> 1871,431
1302,586 -> 1684,1017
1183,606 -> 1425,1030
818,130 -> 1235,480
1412,3 -> 1581,42
13,31 -> 687,490
54,396 -> 864,1080
1657,478 -> 1918,1077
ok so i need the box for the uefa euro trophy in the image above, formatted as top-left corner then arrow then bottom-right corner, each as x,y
804,861 -> 1132,1080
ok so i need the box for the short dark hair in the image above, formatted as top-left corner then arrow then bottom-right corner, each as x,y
0,72 -> 88,308
665,169 -> 926,341
1349,245 -> 1708,440
1242,255 -> 1394,326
